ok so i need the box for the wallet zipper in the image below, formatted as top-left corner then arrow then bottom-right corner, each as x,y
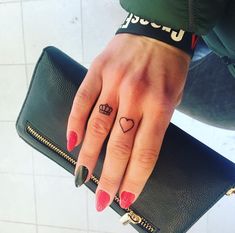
226,187 -> 235,196
26,123 -> 156,233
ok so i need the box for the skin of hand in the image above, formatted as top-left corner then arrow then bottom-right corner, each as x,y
67,33 -> 191,211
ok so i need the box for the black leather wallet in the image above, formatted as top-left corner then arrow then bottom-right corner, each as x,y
16,46 -> 235,233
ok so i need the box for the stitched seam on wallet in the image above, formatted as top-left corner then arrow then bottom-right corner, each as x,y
183,183 -> 235,233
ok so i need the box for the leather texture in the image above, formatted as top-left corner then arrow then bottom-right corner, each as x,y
16,46 -> 235,233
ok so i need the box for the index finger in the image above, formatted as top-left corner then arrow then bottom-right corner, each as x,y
67,67 -> 102,151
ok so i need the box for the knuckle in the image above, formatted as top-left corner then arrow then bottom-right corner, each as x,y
79,150 -> 95,162
151,99 -> 174,120
108,140 -> 131,161
120,77 -> 148,100
68,114 -> 81,125
131,75 -> 148,88
136,148 -> 157,169
126,178 -> 142,190
92,54 -> 106,69
121,76 -> 144,90
74,88 -> 92,105
103,66 -> 123,82
101,174 -> 119,188
88,117 -> 109,136
151,93 -> 173,108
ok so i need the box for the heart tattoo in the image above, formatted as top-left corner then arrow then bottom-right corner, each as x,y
119,117 -> 135,133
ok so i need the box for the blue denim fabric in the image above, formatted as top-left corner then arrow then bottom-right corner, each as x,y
176,38 -> 235,130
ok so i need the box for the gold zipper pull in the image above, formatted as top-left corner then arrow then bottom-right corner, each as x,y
226,187 -> 235,196
120,211 -> 142,225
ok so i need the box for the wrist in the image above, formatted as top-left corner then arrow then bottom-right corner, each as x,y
116,13 -> 198,58
140,34 -> 191,62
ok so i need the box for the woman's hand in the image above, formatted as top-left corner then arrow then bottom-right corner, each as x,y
67,33 -> 190,211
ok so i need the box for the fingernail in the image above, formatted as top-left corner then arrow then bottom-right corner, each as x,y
75,165 -> 89,187
67,131 -> 77,152
120,191 -> 135,209
96,189 -> 110,212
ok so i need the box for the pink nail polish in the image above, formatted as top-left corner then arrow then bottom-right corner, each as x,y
67,131 -> 77,152
96,189 -> 110,212
120,191 -> 135,209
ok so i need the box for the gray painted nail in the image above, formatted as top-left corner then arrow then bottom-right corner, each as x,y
75,165 -> 89,187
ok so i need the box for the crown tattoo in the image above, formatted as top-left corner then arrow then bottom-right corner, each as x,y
99,103 -> 113,116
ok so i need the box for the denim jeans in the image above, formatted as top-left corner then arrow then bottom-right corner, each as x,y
176,38 -> 235,130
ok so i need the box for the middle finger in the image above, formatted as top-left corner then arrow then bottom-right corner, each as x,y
74,87 -> 118,187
